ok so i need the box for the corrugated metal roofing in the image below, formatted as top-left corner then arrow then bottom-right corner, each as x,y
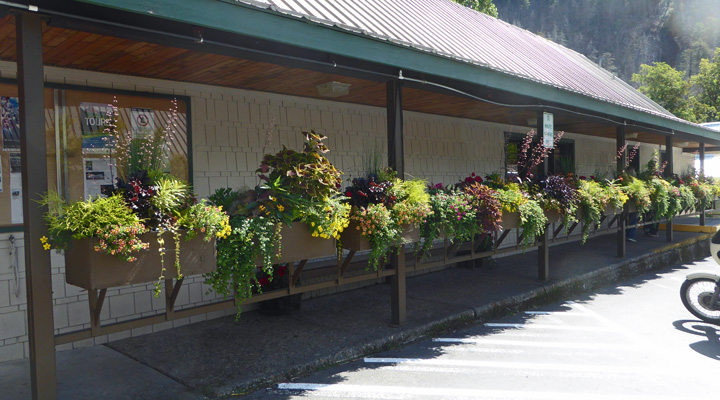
230,0 -> 680,122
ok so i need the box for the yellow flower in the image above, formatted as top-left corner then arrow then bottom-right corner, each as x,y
43,243 -> 51,251
40,236 -> 48,244
277,205 -> 285,212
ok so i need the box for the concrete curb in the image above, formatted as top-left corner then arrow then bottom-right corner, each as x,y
225,233 -> 712,397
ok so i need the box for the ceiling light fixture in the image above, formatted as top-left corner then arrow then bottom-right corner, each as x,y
316,81 -> 351,97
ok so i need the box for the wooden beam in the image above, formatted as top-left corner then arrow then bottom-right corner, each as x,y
617,126 -> 626,258
17,11 -> 58,400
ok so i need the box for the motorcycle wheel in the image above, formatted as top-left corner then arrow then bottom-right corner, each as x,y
680,278 -> 720,324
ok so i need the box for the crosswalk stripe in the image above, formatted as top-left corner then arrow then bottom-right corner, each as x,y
485,323 -> 613,331
363,357 -> 682,376
277,383 -> 684,399
432,337 -> 637,350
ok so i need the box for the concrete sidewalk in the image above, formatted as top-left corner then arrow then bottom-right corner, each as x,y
0,227 -> 715,399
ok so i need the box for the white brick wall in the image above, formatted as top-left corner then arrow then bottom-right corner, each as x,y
0,61 -> 693,361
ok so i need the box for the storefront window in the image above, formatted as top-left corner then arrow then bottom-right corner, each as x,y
0,86 -> 189,228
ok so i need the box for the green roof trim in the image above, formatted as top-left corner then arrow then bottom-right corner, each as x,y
77,0 -> 720,143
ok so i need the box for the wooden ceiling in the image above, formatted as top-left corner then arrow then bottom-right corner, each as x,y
0,15 -> 698,149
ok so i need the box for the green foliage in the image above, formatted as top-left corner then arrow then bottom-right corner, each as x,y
452,0 -> 498,17
496,184 -> 525,213
257,130 -> 342,202
623,176 -> 652,214
576,179 -> 606,243
299,196 -> 351,240
208,187 -> 242,214
204,215 -> 280,317
151,176 -> 191,217
352,203 -> 401,270
42,192 -> 145,245
632,62 -> 695,121
417,190 -> 479,259
693,47 -> 720,121
518,199 -> 546,246
388,178 -> 431,206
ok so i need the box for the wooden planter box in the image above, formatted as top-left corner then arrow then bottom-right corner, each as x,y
500,211 -> 520,230
544,209 -> 562,224
259,222 -> 337,265
65,231 -> 216,290
341,221 -> 420,251
604,205 -> 622,216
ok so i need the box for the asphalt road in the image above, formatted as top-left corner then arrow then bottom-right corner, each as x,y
246,257 -> 720,399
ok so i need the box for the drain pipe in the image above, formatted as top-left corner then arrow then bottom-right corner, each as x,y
8,234 -> 21,297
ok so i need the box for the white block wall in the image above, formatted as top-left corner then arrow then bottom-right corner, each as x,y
0,62 -> 693,361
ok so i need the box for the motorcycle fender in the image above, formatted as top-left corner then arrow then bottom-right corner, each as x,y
686,272 -> 720,282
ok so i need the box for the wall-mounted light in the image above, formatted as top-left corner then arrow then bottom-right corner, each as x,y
316,81 -> 351,97
626,132 -> 639,139
676,141 -> 692,147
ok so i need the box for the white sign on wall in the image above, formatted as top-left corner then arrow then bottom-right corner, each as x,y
543,112 -> 554,148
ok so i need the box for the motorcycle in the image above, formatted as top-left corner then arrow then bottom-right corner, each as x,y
680,229 -> 720,324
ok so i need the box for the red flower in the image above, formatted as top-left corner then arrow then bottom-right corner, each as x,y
258,277 -> 270,287
345,191 -> 353,197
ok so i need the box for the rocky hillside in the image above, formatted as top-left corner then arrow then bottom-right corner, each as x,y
495,0 -> 720,83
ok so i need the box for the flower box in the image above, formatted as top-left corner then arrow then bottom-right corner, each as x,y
341,221 -> 420,251
604,205 -> 622,216
65,231 -> 216,290
544,209 -> 562,224
259,222 -> 337,265
500,211 -> 520,230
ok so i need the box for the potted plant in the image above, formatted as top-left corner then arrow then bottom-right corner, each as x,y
343,171 -> 430,270
43,99 -> 229,294
575,177 -> 608,243
416,183 -> 479,259
495,183 -> 547,246
204,131 -> 350,315
253,130 -> 350,264
529,174 -> 578,226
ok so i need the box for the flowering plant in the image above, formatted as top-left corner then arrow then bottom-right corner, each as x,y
346,173 -> 431,269
41,98 -> 230,295
530,174 -> 578,226
417,187 -> 479,257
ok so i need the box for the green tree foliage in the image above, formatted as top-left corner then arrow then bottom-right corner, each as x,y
631,62 -> 695,121
693,47 -> 720,121
453,0 -> 498,17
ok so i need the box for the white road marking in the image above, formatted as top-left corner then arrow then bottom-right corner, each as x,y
433,337 -> 638,350
484,322 -> 613,331
277,383 -> 684,399
362,357 -> 682,376
524,310 -> 587,316
566,301 -> 645,342
648,281 -> 674,290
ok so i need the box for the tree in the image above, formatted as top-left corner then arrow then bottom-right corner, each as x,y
453,0 -> 498,18
693,48 -> 720,121
632,62 -> 695,121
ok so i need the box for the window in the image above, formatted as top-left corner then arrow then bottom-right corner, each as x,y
505,132 -> 574,179
0,86 -> 189,228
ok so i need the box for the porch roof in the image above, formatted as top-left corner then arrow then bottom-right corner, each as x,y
5,0 -> 720,146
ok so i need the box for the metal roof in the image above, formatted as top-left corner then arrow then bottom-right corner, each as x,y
230,0 -> 681,122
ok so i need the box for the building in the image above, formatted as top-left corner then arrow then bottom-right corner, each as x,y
0,1 -> 718,398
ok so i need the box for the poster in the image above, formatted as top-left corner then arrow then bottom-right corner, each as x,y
9,153 -> 21,224
83,158 -> 116,200
0,153 -> 3,193
80,102 -> 114,153
131,107 -> 155,139
1,96 -> 19,150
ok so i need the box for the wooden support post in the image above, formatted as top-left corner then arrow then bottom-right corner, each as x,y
537,111 -> 549,280
387,78 -> 406,325
665,136 -> 674,242
700,142 -> 706,226
538,225 -> 549,281
391,244 -> 406,325
17,12 -> 58,400
88,289 -> 107,336
617,126 -> 626,257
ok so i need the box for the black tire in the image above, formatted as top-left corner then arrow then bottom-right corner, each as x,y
680,278 -> 720,324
